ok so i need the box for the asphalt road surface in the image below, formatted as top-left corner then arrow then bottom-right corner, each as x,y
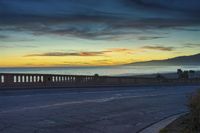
0,85 -> 199,133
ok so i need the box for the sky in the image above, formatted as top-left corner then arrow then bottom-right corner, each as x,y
0,0 -> 200,67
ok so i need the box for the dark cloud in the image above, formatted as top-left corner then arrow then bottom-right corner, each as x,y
25,51 -> 107,57
173,27 -> 200,31
142,46 -> 174,51
24,48 -> 136,57
0,34 -> 35,42
0,0 -> 200,40
183,43 -> 200,48
1,16 -> 198,40
124,0 -> 200,17
0,35 -> 9,39
0,44 -> 38,48
137,36 -> 165,40
0,35 -> 8,39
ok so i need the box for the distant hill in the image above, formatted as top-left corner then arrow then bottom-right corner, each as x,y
127,53 -> 200,66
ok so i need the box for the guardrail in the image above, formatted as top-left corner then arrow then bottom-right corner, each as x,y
0,73 -> 200,89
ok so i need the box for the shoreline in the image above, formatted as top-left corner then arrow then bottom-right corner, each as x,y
0,66 -> 199,77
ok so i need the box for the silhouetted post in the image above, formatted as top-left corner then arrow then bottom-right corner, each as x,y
189,70 -> 195,79
183,71 -> 189,79
177,69 -> 183,79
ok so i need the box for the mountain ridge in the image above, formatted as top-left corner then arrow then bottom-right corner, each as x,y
126,53 -> 200,66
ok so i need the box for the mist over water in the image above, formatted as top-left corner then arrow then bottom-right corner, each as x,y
0,66 -> 200,76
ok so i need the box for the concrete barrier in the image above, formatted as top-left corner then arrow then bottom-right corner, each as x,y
0,73 -> 200,89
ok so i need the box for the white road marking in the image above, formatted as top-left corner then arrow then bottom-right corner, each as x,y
0,92 -> 185,114
0,88 -> 155,98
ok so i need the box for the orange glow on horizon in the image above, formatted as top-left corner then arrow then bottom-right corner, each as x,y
0,50 -> 189,67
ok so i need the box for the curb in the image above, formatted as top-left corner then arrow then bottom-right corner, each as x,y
136,112 -> 187,133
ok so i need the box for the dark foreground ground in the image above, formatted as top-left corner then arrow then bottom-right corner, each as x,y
160,114 -> 189,133
0,85 -> 199,133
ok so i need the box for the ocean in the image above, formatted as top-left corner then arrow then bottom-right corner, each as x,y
0,65 -> 200,76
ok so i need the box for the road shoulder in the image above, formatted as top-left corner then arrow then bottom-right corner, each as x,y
138,113 -> 186,133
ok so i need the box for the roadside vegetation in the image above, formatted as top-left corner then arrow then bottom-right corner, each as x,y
160,89 -> 200,133
187,89 -> 200,132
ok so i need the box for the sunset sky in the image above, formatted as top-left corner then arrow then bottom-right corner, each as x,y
0,0 -> 200,67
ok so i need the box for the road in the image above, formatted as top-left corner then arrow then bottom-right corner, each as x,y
0,85 -> 199,133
